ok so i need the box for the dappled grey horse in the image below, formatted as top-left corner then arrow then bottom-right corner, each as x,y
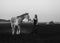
10,13 -> 31,35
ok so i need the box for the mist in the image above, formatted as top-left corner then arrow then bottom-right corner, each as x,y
0,0 -> 60,22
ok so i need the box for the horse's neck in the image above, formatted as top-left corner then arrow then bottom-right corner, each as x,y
12,16 -> 26,23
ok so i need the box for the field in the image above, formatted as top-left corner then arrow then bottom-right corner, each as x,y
0,22 -> 60,43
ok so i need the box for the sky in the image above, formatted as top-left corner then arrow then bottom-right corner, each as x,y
0,0 -> 60,22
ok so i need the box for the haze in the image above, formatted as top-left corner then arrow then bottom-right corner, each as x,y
0,0 -> 60,22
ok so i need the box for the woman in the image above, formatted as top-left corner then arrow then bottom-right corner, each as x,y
33,14 -> 38,26
32,14 -> 38,34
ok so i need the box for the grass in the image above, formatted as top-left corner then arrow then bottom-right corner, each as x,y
0,23 -> 60,43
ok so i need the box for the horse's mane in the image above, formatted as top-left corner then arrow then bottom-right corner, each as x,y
17,13 -> 29,18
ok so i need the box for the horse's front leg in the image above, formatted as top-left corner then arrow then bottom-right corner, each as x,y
16,25 -> 20,35
18,25 -> 20,34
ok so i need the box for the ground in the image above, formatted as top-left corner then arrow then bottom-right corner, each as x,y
0,22 -> 60,43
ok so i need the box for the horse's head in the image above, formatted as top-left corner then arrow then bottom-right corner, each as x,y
22,13 -> 30,21
17,13 -> 30,22
17,13 -> 29,18
25,14 -> 29,19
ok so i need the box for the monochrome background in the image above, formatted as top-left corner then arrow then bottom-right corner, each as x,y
0,0 -> 60,22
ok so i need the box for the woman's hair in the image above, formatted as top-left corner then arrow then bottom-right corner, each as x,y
35,14 -> 37,18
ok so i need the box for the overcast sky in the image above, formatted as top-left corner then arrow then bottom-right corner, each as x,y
0,0 -> 60,22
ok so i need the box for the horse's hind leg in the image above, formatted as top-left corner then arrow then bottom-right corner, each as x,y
11,23 -> 15,35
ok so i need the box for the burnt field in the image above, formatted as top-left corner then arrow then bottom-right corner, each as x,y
0,22 -> 60,43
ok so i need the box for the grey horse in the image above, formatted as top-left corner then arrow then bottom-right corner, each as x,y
10,13 -> 31,35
